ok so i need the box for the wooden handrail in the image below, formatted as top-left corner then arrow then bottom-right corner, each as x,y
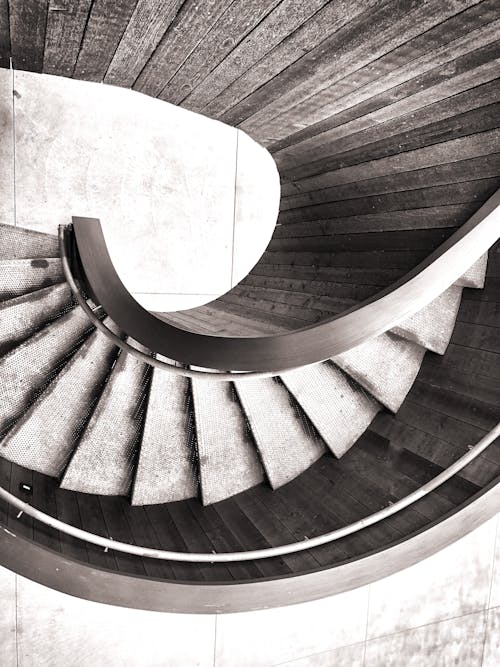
68,189 -> 500,372
0,423 -> 498,562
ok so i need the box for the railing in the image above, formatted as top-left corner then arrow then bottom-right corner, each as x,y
1,423 -> 499,562
61,188 -> 500,373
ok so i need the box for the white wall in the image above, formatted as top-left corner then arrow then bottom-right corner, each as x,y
0,68 -> 280,312
1,512 -> 499,666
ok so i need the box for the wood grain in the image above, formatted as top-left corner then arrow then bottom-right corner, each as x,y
73,0 -> 138,81
9,0 -> 48,72
43,0 -> 93,76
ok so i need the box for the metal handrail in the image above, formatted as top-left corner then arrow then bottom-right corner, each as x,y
59,226 -> 301,381
66,189 -> 499,372
1,423 -> 498,562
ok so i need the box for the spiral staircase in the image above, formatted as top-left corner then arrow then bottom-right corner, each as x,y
0,0 -> 499,616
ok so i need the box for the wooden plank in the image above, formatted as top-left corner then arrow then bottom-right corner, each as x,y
54,486 -> 89,565
143,503 -> 204,582
457,301 -> 500,328
436,343 -> 500,380
187,499 -> 265,580
43,0 -> 93,76
125,505 -> 175,580
159,0 -> 282,106
452,322 -> 500,354
250,263 -> 406,287
75,492 -> 118,570
166,502 -> 233,582
235,490 -> 320,573
73,0 -> 138,82
221,0 -> 419,127
268,15 -> 500,150
182,0 -> 330,112
134,0 -> 233,98
277,179 -> 498,226
0,0 -> 10,68
244,274 -> 380,302
270,227 -> 455,254
203,0 -> 386,120
8,463 -> 33,540
274,206 -> 479,238
236,0 -> 482,135
98,496 -> 147,576
270,1 -> 500,153
279,130 -> 500,197
104,0 -> 182,87
409,381 -> 500,433
258,248 -> 429,271
0,457 -> 12,527
280,86 -> 500,182
370,413 -> 496,488
280,155 -> 500,212
9,0 -> 49,72
31,471 -> 60,553
275,55 -> 500,171
417,360 -> 500,408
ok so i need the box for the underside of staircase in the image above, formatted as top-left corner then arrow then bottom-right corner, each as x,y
0,221 -> 490,508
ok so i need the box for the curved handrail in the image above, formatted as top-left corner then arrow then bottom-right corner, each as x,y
59,227 -> 301,381
69,189 -> 500,372
1,423 -> 498,562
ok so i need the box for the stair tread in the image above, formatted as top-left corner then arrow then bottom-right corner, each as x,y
0,283 -> 73,356
192,378 -> 265,505
0,308 -> 95,435
455,253 -> 488,288
0,320 -> 120,476
281,362 -> 381,457
0,223 -> 59,260
333,332 -> 426,413
234,377 -> 326,489
61,340 -> 150,496
132,364 -> 198,505
0,258 -> 64,300
392,284 -> 463,354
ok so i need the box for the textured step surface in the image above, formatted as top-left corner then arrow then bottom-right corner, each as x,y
456,253 -> 488,288
132,363 -> 198,505
192,378 -> 265,505
281,362 -> 381,458
393,284 -> 463,354
0,223 -> 59,260
0,258 -> 64,300
61,340 -> 151,496
333,333 -> 426,413
0,283 -> 73,356
0,320 -> 121,475
0,308 -> 95,435
235,377 -> 326,489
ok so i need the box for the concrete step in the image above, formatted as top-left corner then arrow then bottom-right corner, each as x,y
0,283 -> 73,356
455,253 -> 488,288
0,223 -> 59,260
0,320 -> 121,476
234,377 -> 326,489
333,332 -> 426,413
0,258 -> 64,300
132,362 -> 198,505
192,379 -> 265,505
0,308 -> 95,435
61,340 -> 151,496
281,362 -> 381,458
393,285 -> 463,354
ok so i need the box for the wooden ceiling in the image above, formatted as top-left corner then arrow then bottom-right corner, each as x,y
1,1 -> 499,296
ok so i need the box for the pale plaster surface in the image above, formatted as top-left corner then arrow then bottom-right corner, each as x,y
0,68 -> 279,311
1,513 -> 499,666
0,68 -> 14,226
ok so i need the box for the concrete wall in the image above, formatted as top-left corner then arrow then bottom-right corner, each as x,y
1,512 -> 499,666
0,68 -> 280,312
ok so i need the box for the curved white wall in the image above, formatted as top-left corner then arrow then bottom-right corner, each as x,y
0,68 -> 280,311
